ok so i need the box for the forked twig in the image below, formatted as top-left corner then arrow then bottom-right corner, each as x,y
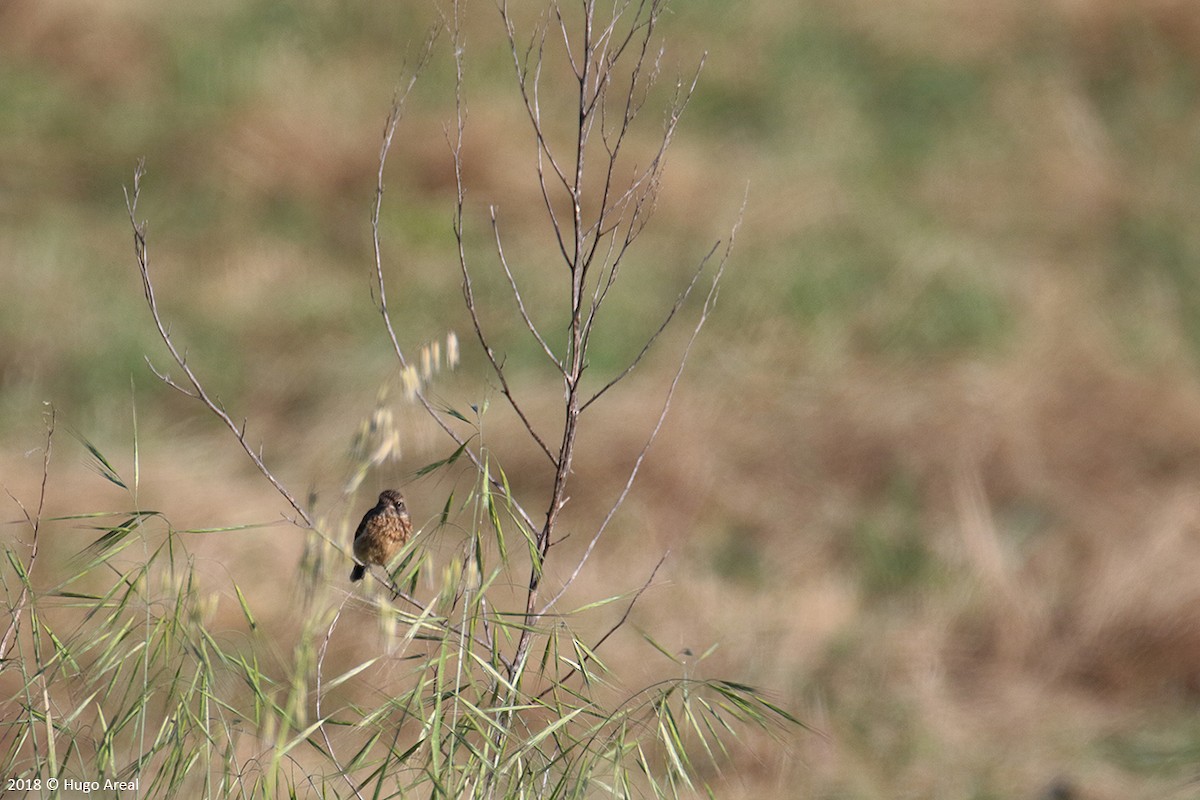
580,241 -> 717,413
491,206 -> 565,378
542,196 -> 744,615
536,549 -> 668,700
458,212 -> 557,465
125,162 -> 313,529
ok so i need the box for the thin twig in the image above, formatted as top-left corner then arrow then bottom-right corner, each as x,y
362,559 -> 512,673
536,550 -> 667,700
314,602 -> 366,800
542,196 -> 744,615
457,207 -> 558,465
583,1 -> 664,264
505,10 -> 574,268
592,55 -> 705,266
491,206 -> 565,377
372,28 -> 441,372
125,163 -> 313,528
485,208 -> 560,464
581,242 -> 716,412
500,1 -> 572,193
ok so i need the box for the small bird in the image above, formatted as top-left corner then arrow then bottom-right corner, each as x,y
350,489 -> 412,582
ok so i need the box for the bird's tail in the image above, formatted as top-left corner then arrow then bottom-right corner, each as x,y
350,563 -> 366,582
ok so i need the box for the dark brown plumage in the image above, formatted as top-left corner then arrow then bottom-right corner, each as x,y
350,489 -> 412,582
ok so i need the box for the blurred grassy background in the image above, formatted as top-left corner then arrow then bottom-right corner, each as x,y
5,0 -> 1200,797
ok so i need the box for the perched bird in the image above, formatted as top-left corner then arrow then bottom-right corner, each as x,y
350,489 -> 412,582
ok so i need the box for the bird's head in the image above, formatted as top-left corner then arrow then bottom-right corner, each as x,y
378,489 -> 407,514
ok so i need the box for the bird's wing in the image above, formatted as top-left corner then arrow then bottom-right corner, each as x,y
352,508 -> 374,542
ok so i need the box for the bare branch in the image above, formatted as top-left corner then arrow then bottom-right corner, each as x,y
454,0 -> 728,694
542,197 -> 744,615
372,27 -> 441,372
491,207 -> 564,374
143,356 -> 199,398
488,208 -> 562,463
494,0 -> 701,683
365,20 -> 542,535
455,200 -> 557,467
500,2 -> 572,193
499,2 -> 573,266
586,23 -> 666,254
576,54 -> 707,399
580,241 -> 717,412
590,54 -> 706,265
553,3 -> 580,80
125,161 -> 313,528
